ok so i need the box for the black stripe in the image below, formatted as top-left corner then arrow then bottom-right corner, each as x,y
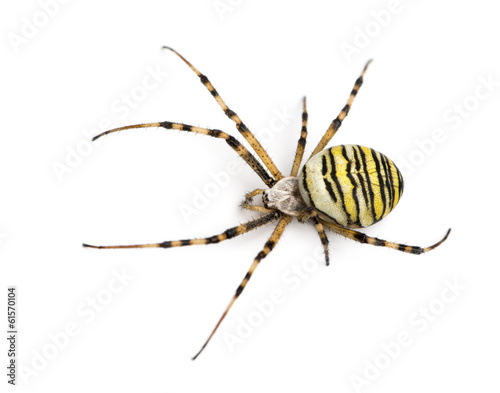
322,153 -> 339,202
354,232 -> 366,243
390,158 -> 401,207
352,146 -> 370,224
315,224 -> 329,246
322,156 -> 338,203
323,178 -> 338,203
385,156 -> 397,210
265,240 -> 276,250
328,148 -> 348,222
160,121 -> 173,129
301,165 -> 317,209
207,236 -> 220,244
352,145 -> 362,173
398,169 -> 404,199
382,154 -> 395,211
342,146 -> 360,226
380,153 -> 394,211
199,74 -> 209,85
225,227 -> 238,238
209,129 -> 222,137
371,148 -> 387,221
321,155 -> 328,176
358,146 -> 377,224
226,135 -> 240,148
411,247 -> 422,255
225,108 -> 237,119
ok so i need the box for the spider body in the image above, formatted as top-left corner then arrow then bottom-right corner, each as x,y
262,176 -> 309,218
84,47 -> 450,360
299,144 -> 404,229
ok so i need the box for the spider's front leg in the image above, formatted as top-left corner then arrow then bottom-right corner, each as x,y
245,189 -> 266,201
241,188 -> 275,214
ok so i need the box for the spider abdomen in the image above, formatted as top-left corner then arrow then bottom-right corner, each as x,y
298,144 -> 404,228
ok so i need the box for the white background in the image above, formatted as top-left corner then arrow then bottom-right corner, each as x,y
1,0 -> 499,392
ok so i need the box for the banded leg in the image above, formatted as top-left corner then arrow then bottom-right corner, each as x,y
244,189 -> 265,200
192,215 -> 292,360
290,96 -> 308,177
92,121 -> 275,188
82,211 -> 281,249
241,201 -> 275,214
241,188 -> 275,214
321,220 -> 451,255
162,46 -> 283,181
310,211 -> 330,266
310,60 -> 372,158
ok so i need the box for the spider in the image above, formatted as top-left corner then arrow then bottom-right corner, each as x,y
83,47 -> 451,360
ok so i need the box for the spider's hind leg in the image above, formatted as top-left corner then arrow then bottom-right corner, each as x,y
310,60 -> 372,158
321,220 -> 451,254
310,211 -> 330,266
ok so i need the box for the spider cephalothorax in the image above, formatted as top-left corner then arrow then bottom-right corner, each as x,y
84,47 -> 451,360
262,177 -> 310,218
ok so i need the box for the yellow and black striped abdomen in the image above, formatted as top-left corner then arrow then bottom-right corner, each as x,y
298,145 -> 404,228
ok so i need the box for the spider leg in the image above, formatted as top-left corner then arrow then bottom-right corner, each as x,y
240,189 -> 274,213
320,220 -> 451,254
309,60 -> 372,158
162,46 -> 284,181
92,121 -> 275,188
83,212 -> 281,249
192,215 -> 292,360
244,188 -> 265,200
290,96 -> 308,177
241,203 -> 275,214
310,211 -> 330,266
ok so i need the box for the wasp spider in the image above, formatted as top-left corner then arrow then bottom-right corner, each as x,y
83,47 -> 451,360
